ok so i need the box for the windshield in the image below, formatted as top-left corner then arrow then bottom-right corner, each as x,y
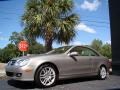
46,46 -> 72,54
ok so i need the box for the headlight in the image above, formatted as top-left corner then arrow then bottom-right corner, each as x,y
15,59 -> 29,67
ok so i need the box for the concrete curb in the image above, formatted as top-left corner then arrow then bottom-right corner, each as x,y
0,70 -> 5,73
0,70 -> 5,76
0,70 -> 7,79
0,63 -> 6,79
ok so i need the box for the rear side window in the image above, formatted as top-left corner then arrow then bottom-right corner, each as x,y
70,46 -> 99,56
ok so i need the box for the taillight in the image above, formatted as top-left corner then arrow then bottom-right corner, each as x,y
108,59 -> 112,73
109,59 -> 112,67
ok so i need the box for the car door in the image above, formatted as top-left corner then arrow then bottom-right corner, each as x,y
69,46 -> 93,75
87,50 -> 103,73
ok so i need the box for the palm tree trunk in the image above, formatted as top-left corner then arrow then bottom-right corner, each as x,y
45,37 -> 53,52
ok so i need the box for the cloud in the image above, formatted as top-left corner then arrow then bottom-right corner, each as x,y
80,0 -> 101,11
75,23 -> 96,34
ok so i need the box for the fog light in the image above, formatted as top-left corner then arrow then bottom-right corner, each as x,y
16,73 -> 22,77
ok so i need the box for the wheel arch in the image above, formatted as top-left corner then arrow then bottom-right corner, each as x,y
100,64 -> 107,69
34,62 -> 59,80
99,64 -> 108,72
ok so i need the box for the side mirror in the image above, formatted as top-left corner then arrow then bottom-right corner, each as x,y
68,52 -> 78,56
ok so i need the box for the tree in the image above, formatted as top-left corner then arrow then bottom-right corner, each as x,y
9,31 -> 45,54
100,43 -> 112,59
90,39 -> 112,59
9,31 -> 36,46
0,48 -> 3,62
91,39 -> 103,53
9,32 -> 24,46
28,41 -> 45,54
22,0 -> 79,51
0,44 -> 21,63
23,30 -> 45,54
0,40 -> 45,63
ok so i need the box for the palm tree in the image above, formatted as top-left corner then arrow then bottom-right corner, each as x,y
22,0 -> 79,51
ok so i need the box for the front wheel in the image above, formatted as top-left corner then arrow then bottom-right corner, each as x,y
35,64 -> 57,87
98,66 -> 107,80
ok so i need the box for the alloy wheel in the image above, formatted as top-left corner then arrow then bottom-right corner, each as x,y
39,66 -> 56,86
100,66 -> 107,79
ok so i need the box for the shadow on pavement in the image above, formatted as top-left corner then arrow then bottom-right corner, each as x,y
111,70 -> 120,76
7,76 -> 97,89
107,88 -> 120,90
112,73 -> 120,76
56,76 -> 97,85
112,65 -> 120,76
7,80 -> 38,89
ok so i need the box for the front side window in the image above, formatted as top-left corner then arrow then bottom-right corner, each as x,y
46,46 -> 72,54
70,46 -> 99,56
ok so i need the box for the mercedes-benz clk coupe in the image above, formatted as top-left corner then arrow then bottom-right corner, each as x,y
5,45 -> 110,87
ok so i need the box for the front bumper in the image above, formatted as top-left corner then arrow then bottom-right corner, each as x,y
5,65 -> 34,81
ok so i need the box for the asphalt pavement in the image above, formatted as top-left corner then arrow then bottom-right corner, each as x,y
0,75 -> 120,90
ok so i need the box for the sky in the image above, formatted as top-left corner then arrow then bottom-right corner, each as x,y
0,0 -> 111,48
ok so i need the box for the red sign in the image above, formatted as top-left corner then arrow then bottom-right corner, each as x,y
18,41 -> 29,51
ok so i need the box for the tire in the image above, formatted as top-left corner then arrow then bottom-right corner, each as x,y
34,64 -> 57,88
98,66 -> 107,80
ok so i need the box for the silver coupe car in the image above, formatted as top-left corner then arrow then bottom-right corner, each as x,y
5,45 -> 110,87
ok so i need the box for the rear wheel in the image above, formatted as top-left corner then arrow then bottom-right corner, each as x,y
35,64 -> 57,87
98,66 -> 107,80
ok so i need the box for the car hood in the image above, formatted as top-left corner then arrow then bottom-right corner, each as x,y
12,53 -> 65,61
29,53 -> 65,60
